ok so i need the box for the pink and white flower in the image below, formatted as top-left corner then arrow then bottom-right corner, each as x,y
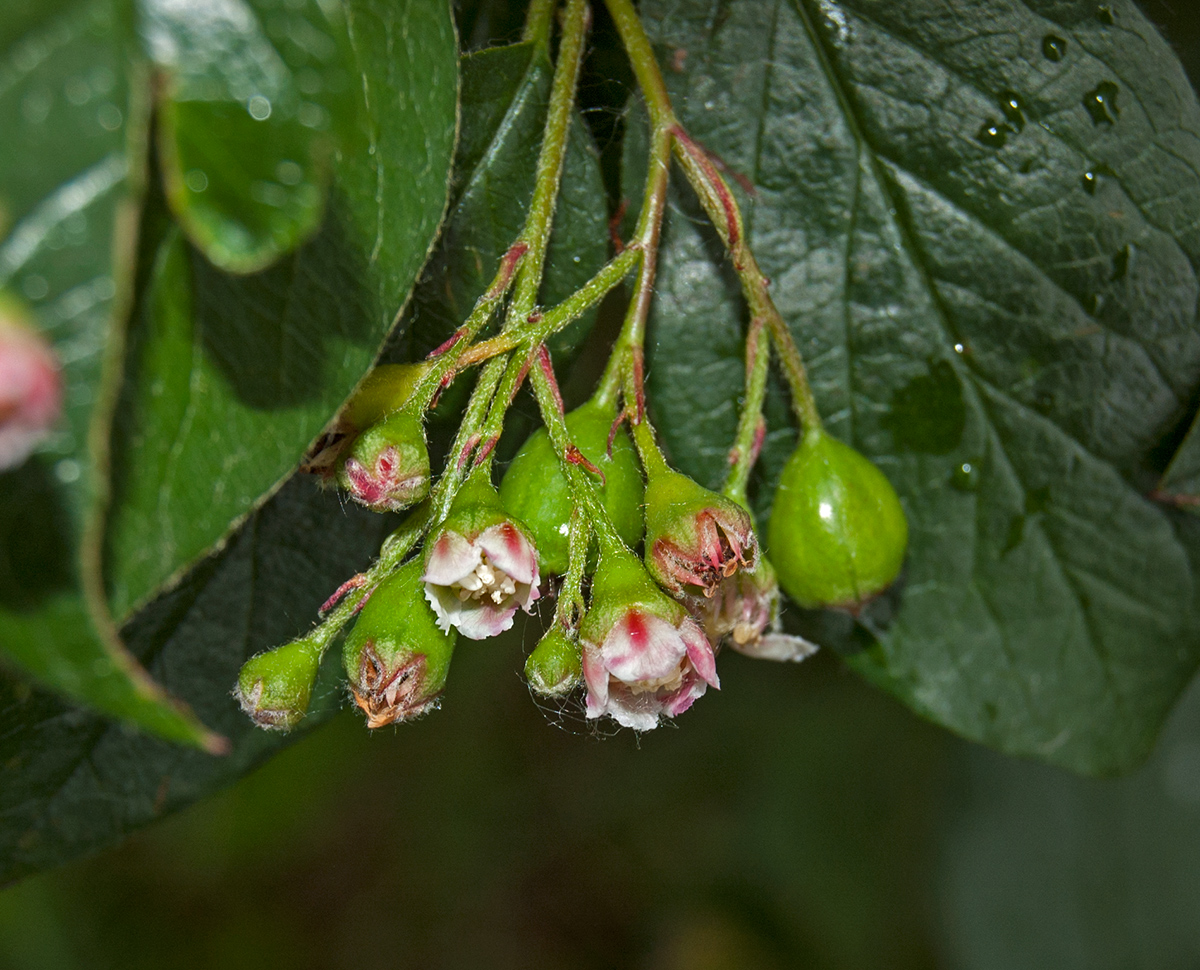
683,558 -> 818,663
422,521 -> 540,640
0,308 -> 61,471
581,608 -> 719,731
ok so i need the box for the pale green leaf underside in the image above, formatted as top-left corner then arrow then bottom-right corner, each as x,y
0,0 -> 217,750
105,0 -> 459,620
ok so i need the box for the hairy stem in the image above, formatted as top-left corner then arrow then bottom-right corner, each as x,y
459,244 -> 640,369
523,0 -> 557,47
308,503 -> 432,654
723,317 -> 770,505
556,506 -> 591,630
671,132 -> 822,434
604,0 -> 823,438
429,0 -> 591,513
509,0 -> 590,323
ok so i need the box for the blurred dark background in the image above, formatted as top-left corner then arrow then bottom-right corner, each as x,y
1,626 -> 1198,970
3,2 -> 1200,968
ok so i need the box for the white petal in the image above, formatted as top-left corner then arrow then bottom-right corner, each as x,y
739,633 -> 820,662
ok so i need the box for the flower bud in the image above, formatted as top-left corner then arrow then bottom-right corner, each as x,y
768,428 -> 908,609
525,625 -> 583,697
642,461 -> 757,597
579,537 -> 719,731
423,470 -> 541,640
234,634 -> 323,732
0,294 -> 61,472
683,553 -> 818,662
500,398 -> 644,574
336,410 -> 430,512
343,559 -> 456,728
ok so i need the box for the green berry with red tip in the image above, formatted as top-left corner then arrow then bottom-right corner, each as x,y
500,398 -> 644,575
768,428 -> 908,609
525,626 -> 583,697
641,459 -> 757,597
578,535 -> 720,731
336,410 -> 430,512
234,634 -> 323,732
342,559 -> 457,728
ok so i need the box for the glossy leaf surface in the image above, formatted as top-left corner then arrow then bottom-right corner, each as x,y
0,0 -> 220,751
637,0 -> 1200,774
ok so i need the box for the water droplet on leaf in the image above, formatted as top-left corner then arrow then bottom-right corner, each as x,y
1111,243 -> 1134,282
999,91 -> 1026,131
185,169 -> 208,193
247,94 -> 272,121
950,460 -> 982,492
977,119 -> 1011,147
275,160 -> 304,185
1082,169 -> 1099,193
21,274 -> 48,300
1083,81 -> 1120,126
1096,5 -> 1115,25
1042,35 -> 1068,61
96,102 -> 122,131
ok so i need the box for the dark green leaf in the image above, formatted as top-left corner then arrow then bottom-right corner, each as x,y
2,0 -> 456,751
0,477 -> 390,886
0,0 -> 220,751
1158,408 -> 1200,506
638,0 -> 1200,773
393,40 -> 608,367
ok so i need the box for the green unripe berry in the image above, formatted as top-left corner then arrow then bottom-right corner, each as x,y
342,362 -> 430,430
525,626 -> 583,697
336,410 -> 430,512
768,429 -> 908,609
499,399 -> 644,574
342,559 -> 456,728
234,635 -> 323,732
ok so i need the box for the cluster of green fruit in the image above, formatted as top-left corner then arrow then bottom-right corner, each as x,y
235,364 -> 907,734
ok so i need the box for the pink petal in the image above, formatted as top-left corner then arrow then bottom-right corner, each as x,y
600,611 -> 688,684
478,523 -> 539,586
581,644 -> 609,716
422,582 -> 459,634
516,581 -> 541,613
0,322 -> 61,471
422,531 -> 480,585
423,581 -> 515,639
681,617 -> 720,689
663,674 -> 708,717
